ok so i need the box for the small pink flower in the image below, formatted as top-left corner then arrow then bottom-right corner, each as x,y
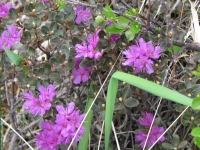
72,67 -> 92,84
75,6 -> 91,24
0,3 -> 14,18
138,112 -> 155,127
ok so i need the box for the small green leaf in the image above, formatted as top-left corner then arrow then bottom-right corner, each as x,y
35,2 -> 44,12
95,15 -> 105,25
103,5 -> 116,20
194,137 -> 200,148
192,71 -> 200,76
191,127 -> 200,137
118,16 -> 129,27
9,8 -> 18,19
124,97 -> 139,107
125,30 -> 135,41
57,1 -> 66,11
168,45 -> 181,53
162,143 -> 173,149
192,97 -> 200,110
4,48 -> 24,66
173,134 -> 180,146
106,26 -> 125,34
178,141 -> 187,148
130,21 -> 141,34
50,22 -> 57,31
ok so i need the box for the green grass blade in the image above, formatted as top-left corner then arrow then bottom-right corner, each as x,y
104,71 -> 193,150
78,83 -> 94,150
105,77 -> 118,150
112,71 -> 192,106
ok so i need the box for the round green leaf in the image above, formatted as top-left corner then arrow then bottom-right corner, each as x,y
124,97 -> 139,107
192,97 -> 200,110
191,127 -> 200,137
9,8 -> 18,19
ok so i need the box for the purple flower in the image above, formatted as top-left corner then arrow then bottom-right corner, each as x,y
122,38 -> 162,74
7,24 -> 22,42
0,24 -> 22,51
38,84 -> 56,102
138,112 -> 155,127
72,67 -> 92,84
75,41 -> 89,58
75,6 -> 91,24
87,29 -> 101,48
22,84 -> 55,116
75,29 -> 102,60
107,20 -> 113,26
134,56 -> 154,74
135,126 -> 165,148
110,34 -> 120,42
0,3 -> 14,18
122,47 -> 139,66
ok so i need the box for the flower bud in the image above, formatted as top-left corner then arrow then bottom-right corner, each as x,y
32,22 -> 36,27
187,93 -> 191,97
27,84 -> 30,88
191,116 -> 194,121
102,104 -> 105,108
95,15 -> 104,25
119,97 -> 123,101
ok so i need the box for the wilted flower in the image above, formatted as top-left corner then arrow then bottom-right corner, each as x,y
72,67 -> 92,84
107,20 -> 113,26
75,6 -> 91,24
122,38 -> 162,74
110,34 -> 120,42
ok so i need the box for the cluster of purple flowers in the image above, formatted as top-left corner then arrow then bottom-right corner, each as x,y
122,38 -> 162,74
0,24 -> 22,51
0,2 -> 14,18
35,102 -> 86,150
72,27 -> 102,84
75,29 -> 102,60
135,112 -> 165,148
22,84 -> 56,116
75,6 -> 91,24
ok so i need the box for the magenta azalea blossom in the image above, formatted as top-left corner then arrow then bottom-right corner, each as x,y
134,56 -> 154,74
38,84 -> 56,102
22,84 -> 56,116
0,3 -> 14,18
72,67 -> 92,84
138,112 -> 155,127
135,126 -> 165,148
75,6 -> 91,24
110,34 -> 120,42
122,38 -> 162,74
0,24 -> 22,51
75,29 -> 102,60
7,24 -> 23,42
75,41 -> 89,58
87,29 -> 101,48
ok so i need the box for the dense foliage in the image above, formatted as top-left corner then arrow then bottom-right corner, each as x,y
1,0 -> 200,149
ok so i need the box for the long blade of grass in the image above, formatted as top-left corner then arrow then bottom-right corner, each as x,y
105,71 -> 193,150
105,77 -> 118,150
78,83 -> 94,150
